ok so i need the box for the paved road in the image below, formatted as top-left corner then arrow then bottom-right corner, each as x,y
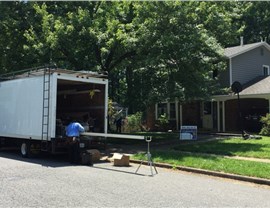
1,150 -> 270,208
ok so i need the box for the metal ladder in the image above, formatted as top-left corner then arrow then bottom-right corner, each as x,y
41,67 -> 51,151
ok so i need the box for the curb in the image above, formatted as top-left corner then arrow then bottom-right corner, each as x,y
130,159 -> 270,186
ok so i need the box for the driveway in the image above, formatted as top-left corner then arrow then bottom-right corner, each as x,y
1,149 -> 270,207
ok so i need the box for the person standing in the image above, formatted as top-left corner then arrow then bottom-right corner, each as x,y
116,116 -> 123,133
66,120 -> 85,164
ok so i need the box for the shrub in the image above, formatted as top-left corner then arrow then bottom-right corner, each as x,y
260,113 -> 270,135
123,112 -> 142,133
156,113 -> 169,131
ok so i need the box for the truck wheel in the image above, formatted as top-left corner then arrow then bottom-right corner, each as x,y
21,142 -> 30,158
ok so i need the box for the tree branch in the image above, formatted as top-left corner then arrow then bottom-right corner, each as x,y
108,50 -> 136,71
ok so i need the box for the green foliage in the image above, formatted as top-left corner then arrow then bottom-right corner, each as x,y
260,114 -> 270,136
1,1 -> 268,115
156,113 -> 169,131
158,114 -> 169,126
123,112 -> 142,133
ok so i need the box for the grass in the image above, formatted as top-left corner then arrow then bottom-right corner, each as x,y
132,135 -> 270,179
133,150 -> 270,179
174,136 -> 270,159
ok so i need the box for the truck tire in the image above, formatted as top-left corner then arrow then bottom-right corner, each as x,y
21,142 -> 31,158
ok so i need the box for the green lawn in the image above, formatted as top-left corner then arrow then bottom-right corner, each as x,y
174,137 -> 270,159
133,151 -> 270,179
132,136 -> 270,179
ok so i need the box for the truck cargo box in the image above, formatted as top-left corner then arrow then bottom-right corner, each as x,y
0,67 -> 108,155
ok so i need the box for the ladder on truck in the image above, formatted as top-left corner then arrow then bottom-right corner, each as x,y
41,67 -> 51,151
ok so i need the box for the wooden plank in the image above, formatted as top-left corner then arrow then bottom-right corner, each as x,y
81,132 -> 145,140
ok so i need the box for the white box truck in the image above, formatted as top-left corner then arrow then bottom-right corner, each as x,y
0,67 -> 108,157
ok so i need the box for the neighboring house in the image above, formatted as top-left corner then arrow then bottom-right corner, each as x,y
149,39 -> 270,133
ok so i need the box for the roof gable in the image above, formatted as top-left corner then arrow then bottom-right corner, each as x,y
224,42 -> 270,58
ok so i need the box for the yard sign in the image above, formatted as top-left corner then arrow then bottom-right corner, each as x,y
180,126 -> 197,140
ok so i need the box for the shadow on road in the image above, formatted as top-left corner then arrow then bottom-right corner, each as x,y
0,148 -> 72,168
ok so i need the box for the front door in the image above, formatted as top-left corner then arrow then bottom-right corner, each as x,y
202,102 -> 213,129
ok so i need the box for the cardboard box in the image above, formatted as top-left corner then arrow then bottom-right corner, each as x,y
112,153 -> 130,166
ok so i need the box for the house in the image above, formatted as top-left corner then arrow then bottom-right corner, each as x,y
149,38 -> 270,133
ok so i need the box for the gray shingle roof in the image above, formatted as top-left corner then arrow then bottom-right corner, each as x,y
224,42 -> 270,58
240,76 -> 270,95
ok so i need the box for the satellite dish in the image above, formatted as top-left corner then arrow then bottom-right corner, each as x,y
231,81 -> 242,94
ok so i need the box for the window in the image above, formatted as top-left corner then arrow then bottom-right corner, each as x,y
157,103 -> 167,118
170,103 -> 176,119
263,65 -> 269,76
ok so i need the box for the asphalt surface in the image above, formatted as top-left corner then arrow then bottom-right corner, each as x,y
1,150 -> 270,207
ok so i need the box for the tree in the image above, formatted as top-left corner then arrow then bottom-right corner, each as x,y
123,2 -> 226,106
241,2 -> 270,43
0,1 -> 248,115
0,1 -> 35,73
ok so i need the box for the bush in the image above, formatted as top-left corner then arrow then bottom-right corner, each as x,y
156,113 -> 169,131
123,112 -> 142,133
260,113 -> 270,135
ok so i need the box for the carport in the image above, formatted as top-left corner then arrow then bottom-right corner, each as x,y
213,76 -> 270,132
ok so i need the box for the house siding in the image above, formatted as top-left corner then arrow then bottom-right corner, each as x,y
218,62 -> 230,88
182,101 -> 202,128
232,46 -> 270,85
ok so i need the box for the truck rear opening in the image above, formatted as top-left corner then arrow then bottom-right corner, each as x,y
56,79 -> 106,135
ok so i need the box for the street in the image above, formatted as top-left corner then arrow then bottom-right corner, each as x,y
0,149 -> 270,208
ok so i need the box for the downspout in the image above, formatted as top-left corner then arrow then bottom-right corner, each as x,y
229,58 -> 233,86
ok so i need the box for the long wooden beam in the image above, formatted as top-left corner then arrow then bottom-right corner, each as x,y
81,132 -> 145,140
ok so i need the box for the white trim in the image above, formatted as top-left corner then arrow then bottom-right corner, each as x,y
213,93 -> 270,102
50,73 -> 58,138
226,42 -> 270,58
104,81 -> 108,134
180,105 -> 183,126
229,58 -> 232,86
263,65 -> 270,76
222,101 -> 225,132
217,101 -> 220,132
175,100 -> 179,130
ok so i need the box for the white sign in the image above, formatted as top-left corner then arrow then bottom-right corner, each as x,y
180,126 -> 197,140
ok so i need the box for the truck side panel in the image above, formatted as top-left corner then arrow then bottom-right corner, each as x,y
0,76 -> 45,140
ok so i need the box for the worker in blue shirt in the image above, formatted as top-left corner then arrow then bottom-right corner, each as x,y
66,121 -> 85,164
66,122 -> 85,138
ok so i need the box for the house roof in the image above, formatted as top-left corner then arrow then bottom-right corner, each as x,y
224,42 -> 270,58
213,76 -> 270,101
240,76 -> 270,96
